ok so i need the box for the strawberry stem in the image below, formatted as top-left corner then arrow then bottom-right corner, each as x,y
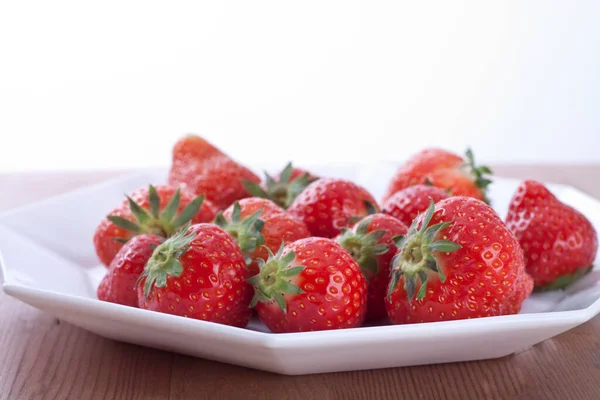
247,243 -> 305,314
337,216 -> 389,280
387,199 -> 461,302
213,202 -> 265,264
242,162 -> 318,209
108,185 -> 204,242
138,224 -> 194,299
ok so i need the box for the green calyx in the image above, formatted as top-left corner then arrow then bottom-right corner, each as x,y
247,243 -> 305,314
534,265 -> 593,292
463,148 -> 493,204
214,201 -> 265,264
138,224 -> 194,299
108,185 -> 204,241
387,199 -> 461,302
242,162 -> 318,209
337,217 -> 389,280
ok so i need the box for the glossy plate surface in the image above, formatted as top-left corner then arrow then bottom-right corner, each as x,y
1,163 -> 599,375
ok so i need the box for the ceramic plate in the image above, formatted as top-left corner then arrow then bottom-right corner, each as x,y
1,163 -> 599,375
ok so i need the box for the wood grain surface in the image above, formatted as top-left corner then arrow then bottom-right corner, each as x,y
1,165 -> 599,400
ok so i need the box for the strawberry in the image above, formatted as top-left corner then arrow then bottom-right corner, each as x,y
287,178 -> 379,238
505,180 -> 598,289
336,214 -> 408,321
97,234 -> 163,307
168,135 -> 261,209
382,184 -> 449,227
383,148 -> 493,204
137,223 -> 253,327
215,198 -> 310,275
385,197 -> 530,324
242,162 -> 318,209
248,237 -> 367,332
94,184 -> 216,266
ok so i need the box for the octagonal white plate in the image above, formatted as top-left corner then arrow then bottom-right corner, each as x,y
1,163 -> 600,375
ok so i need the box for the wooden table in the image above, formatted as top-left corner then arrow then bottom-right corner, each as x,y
1,166 -> 600,400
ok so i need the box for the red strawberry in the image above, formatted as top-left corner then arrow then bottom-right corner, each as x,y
215,198 -> 310,275
385,197 -> 529,324
382,184 -> 449,227
94,184 -> 216,266
336,214 -> 408,321
383,148 -> 493,204
97,234 -> 163,307
505,180 -> 598,289
287,178 -> 379,238
248,237 -> 367,332
243,162 -> 319,209
168,135 -> 261,209
137,223 -> 253,327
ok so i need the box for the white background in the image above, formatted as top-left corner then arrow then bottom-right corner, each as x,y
1,1 -> 599,172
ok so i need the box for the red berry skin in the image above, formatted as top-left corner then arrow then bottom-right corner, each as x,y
94,185 -> 217,266
250,214 -> 310,275
382,185 -> 449,227
427,168 -> 484,200
223,197 -> 285,220
336,214 -> 408,321
287,178 -> 379,238
137,224 -> 253,328
503,272 -> 534,315
383,149 -> 462,201
383,148 -> 487,203
505,180 -> 598,288
255,237 -> 367,333
168,135 -> 260,210
386,197 -> 527,324
97,234 -> 163,307
223,198 -> 310,275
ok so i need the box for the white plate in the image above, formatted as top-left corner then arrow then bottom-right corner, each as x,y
1,163 -> 600,375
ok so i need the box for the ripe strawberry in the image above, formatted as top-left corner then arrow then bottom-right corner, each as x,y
336,214 -> 408,321
168,135 -> 261,209
214,198 -> 310,275
385,197 -> 529,324
383,148 -> 493,203
382,184 -> 449,227
94,184 -> 216,266
505,180 -> 598,289
248,237 -> 367,332
287,178 -> 379,238
242,162 -> 318,209
137,223 -> 253,327
97,234 -> 163,307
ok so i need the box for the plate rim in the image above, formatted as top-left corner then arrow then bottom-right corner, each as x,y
2,277 -> 597,347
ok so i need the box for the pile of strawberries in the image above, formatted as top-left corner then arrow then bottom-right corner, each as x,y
94,135 -> 598,332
